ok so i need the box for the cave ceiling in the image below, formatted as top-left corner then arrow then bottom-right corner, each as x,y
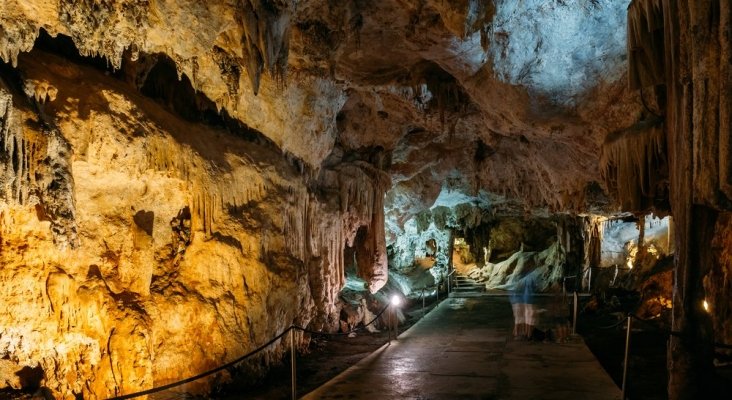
0,0 -> 639,220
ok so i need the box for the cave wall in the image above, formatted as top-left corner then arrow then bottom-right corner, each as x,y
446,214 -> 586,292
0,0 -> 707,397
626,1 -> 732,398
662,2 -> 732,397
0,50 -> 387,398
707,212 -> 732,351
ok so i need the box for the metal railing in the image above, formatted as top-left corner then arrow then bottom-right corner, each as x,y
562,265 -> 593,295
415,285 -> 439,316
446,269 -> 456,295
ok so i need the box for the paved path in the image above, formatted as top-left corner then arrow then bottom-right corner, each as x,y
303,296 -> 621,400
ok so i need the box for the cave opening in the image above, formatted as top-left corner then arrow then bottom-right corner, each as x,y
32,29 -> 114,75
138,55 -> 221,125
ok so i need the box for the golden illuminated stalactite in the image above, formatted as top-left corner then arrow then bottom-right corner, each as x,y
0,48 -> 400,397
337,162 -> 390,293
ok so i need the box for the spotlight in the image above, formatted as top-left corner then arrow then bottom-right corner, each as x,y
703,299 -> 710,312
390,294 -> 402,307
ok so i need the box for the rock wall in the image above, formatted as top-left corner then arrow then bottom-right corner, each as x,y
626,1 -> 732,398
707,212 -> 732,359
2,0 -> 718,398
0,50 -> 388,398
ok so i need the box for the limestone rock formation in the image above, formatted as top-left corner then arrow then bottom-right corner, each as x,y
0,51 -> 389,398
0,0 -> 729,399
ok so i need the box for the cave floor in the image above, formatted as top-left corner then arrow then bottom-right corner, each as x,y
302,296 -> 621,400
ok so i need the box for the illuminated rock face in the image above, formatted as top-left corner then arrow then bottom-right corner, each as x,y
0,0 -> 639,216
0,51 -> 389,398
490,0 -> 629,105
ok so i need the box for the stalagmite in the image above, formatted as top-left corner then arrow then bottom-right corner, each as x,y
582,216 -> 603,290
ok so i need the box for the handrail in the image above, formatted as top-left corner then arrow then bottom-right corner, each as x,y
562,265 -> 592,280
597,317 -> 629,330
107,303 -> 391,400
415,285 -> 437,301
562,265 -> 597,293
415,285 -> 438,315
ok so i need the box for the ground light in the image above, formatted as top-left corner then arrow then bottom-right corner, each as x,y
703,299 -> 710,312
389,294 -> 402,340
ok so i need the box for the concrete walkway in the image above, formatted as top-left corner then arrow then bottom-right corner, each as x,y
303,296 -> 621,400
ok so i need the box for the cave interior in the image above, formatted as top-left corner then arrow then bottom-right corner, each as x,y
0,0 -> 731,399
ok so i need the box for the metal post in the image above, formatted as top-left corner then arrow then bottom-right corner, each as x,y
392,304 -> 399,339
290,328 -> 297,400
621,315 -> 632,400
572,291 -> 578,335
388,304 -> 393,341
588,267 -> 592,293
422,288 -> 426,316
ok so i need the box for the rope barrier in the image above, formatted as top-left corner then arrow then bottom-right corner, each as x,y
584,309 -> 732,399
294,303 -> 389,337
628,313 -> 732,349
597,317 -> 630,330
107,328 -> 291,400
106,302 -> 393,400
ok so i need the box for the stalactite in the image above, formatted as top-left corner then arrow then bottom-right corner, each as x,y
0,24 -> 38,68
239,0 -> 294,95
139,124 -> 387,297
600,118 -> 666,212
627,1 -> 732,397
0,81 -> 79,248
627,0 -> 665,89
142,135 -> 278,238
1,87 -> 34,206
637,214 -> 646,262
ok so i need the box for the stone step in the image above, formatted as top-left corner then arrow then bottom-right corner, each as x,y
453,283 -> 483,287
451,275 -> 484,293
